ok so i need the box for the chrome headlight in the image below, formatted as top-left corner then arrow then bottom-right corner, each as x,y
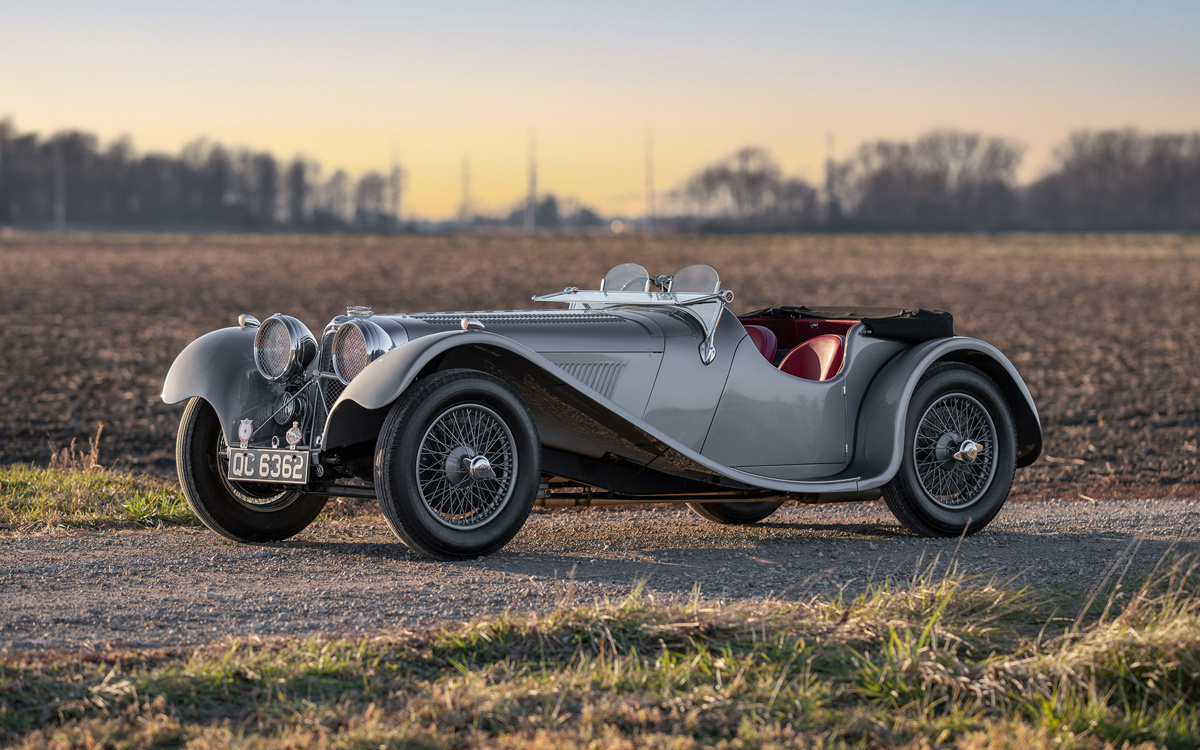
254,314 -> 317,382
332,318 -> 392,384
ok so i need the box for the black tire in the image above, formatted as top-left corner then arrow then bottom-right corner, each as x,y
176,398 -> 326,543
687,500 -> 785,525
882,363 -> 1016,537
374,369 -> 541,560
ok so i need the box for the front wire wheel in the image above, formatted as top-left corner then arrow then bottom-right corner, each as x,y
416,403 -> 517,530
176,398 -> 326,543
883,363 -> 1016,537
215,431 -> 298,511
374,369 -> 541,560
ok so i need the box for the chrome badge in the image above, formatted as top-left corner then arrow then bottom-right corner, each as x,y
286,421 -> 303,449
238,419 -> 253,449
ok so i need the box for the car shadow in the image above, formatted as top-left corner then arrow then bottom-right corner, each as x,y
282,518 -> 1200,603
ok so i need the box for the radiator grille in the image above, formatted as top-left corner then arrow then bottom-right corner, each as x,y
555,361 -> 626,399
312,328 -> 344,441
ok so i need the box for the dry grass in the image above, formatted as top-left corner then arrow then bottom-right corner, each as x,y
0,426 -> 193,530
4,554 -> 1198,749
0,464 -> 193,530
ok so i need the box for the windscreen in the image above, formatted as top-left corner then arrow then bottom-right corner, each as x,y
601,263 -> 651,292
671,264 -> 720,294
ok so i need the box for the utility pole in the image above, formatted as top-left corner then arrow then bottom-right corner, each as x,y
524,131 -> 537,232
645,128 -> 656,236
388,145 -> 402,232
458,154 -> 471,227
54,140 -> 66,233
824,131 -> 841,225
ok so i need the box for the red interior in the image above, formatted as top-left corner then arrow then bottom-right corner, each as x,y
744,325 -> 778,361
778,334 -> 845,381
738,316 -> 857,362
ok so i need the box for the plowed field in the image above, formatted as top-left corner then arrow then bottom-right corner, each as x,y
2,231 -> 1198,501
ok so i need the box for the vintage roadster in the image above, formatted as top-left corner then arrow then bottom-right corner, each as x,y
162,263 -> 1041,559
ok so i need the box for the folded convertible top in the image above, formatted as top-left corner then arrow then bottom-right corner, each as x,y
740,306 -> 954,344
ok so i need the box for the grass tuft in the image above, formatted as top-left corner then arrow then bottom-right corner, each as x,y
4,556 -> 1199,748
0,464 -> 194,529
2,424 -> 194,530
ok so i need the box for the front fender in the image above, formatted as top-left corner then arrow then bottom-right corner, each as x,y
161,327 -> 288,445
851,337 -> 1042,490
323,330 -> 564,450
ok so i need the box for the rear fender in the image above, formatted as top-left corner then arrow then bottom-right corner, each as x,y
161,327 -> 289,445
850,337 -> 1042,489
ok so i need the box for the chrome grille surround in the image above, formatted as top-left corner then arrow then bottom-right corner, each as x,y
254,314 -> 317,382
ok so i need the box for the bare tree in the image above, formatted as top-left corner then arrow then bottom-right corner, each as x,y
286,158 -> 312,227
828,130 -> 1023,230
1027,129 -> 1200,230
680,147 -> 818,229
354,171 -> 387,230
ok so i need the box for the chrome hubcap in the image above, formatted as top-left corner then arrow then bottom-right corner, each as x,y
913,393 -> 997,509
467,455 -> 496,480
954,440 -> 982,463
417,404 -> 516,530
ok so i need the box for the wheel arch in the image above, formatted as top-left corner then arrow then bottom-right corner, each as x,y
161,327 -> 290,445
850,337 -> 1042,490
932,348 -> 1041,468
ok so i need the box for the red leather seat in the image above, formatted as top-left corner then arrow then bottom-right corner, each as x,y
744,325 -> 778,362
779,335 -> 845,381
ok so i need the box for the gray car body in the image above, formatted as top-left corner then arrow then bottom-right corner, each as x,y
162,305 -> 1041,499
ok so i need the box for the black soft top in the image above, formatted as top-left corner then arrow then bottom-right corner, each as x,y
740,306 -> 954,344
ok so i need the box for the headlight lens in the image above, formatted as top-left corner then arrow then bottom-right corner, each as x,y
254,314 -> 317,382
332,318 -> 392,384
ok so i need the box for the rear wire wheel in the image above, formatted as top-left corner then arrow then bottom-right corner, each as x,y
882,363 -> 1016,537
176,398 -> 326,543
687,500 -> 784,525
374,369 -> 540,560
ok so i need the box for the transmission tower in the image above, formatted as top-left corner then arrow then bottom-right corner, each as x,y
524,131 -> 537,232
458,155 -> 471,226
388,145 -> 402,232
645,128 -> 656,236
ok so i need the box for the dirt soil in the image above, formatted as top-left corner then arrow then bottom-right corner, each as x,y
3,499 -> 1198,653
3,232 -> 1199,501
3,232 -> 1200,653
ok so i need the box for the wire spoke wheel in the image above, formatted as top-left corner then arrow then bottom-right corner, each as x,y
176,397 -> 325,543
416,403 -> 517,530
212,431 -> 297,511
912,392 -> 998,509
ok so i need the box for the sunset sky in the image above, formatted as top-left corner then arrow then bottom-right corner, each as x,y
3,1 -> 1198,219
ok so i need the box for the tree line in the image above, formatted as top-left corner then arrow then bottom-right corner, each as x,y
676,129 -> 1200,232
0,119 -> 403,231
1,117 -> 1198,232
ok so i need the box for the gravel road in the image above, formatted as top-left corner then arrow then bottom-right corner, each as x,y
3,498 -> 1199,654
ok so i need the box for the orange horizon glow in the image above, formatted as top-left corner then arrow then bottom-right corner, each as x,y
3,2 -> 1197,219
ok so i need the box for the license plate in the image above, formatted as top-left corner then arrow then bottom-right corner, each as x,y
227,449 -> 310,485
